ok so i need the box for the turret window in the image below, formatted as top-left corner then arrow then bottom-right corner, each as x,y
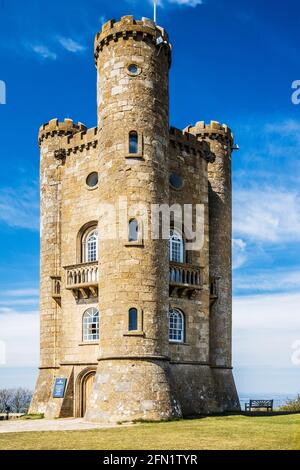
86,172 -> 98,189
129,219 -> 139,242
83,308 -> 99,342
169,308 -> 185,343
169,230 -> 184,263
129,131 -> 138,154
127,64 -> 141,77
125,130 -> 143,158
128,308 -> 138,331
169,173 -> 183,190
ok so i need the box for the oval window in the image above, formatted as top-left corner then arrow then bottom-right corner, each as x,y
169,173 -> 183,190
127,64 -> 140,76
86,172 -> 98,188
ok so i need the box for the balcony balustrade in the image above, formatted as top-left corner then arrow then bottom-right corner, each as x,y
169,262 -> 203,299
64,261 -> 99,299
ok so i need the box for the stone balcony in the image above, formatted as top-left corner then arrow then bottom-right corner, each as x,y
51,276 -> 61,305
169,262 -> 203,299
64,261 -> 99,300
209,277 -> 219,306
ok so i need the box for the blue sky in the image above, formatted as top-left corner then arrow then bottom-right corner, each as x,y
0,0 -> 300,395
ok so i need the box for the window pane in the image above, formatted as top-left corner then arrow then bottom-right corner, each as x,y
86,172 -> 98,188
129,131 -> 138,154
169,230 -> 184,263
169,173 -> 183,189
129,308 -> 138,331
129,219 -> 139,242
83,308 -> 99,342
169,309 -> 184,343
86,230 -> 98,262
128,64 -> 138,75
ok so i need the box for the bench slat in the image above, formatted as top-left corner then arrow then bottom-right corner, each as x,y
245,399 -> 274,412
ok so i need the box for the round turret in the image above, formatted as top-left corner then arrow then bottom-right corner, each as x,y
185,121 -> 234,147
85,16 -> 179,423
38,118 -> 87,147
94,16 -> 171,67
188,119 -> 239,411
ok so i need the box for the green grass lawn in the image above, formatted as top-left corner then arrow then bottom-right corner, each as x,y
1,414 -> 300,450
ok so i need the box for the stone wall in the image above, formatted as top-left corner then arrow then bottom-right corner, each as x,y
168,127 -> 210,365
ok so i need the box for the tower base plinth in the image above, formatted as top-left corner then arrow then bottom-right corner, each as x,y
211,367 -> 241,412
84,359 -> 182,424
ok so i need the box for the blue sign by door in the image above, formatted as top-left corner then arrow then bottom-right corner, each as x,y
53,378 -> 67,398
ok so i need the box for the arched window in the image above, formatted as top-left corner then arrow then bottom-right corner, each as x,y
128,308 -> 138,331
83,308 -> 99,342
82,227 -> 98,263
169,230 -> 184,263
129,131 -> 138,154
169,309 -> 184,343
129,219 -> 139,242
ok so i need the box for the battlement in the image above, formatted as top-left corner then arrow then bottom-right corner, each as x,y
185,121 -> 234,146
170,126 -> 214,162
39,118 -> 87,146
94,16 -> 171,65
62,126 -> 98,155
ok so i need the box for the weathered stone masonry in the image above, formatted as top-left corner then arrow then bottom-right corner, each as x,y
29,15 -> 240,422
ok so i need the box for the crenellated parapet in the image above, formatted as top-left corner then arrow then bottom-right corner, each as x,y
38,118 -> 87,147
185,121 -> 234,148
170,126 -> 214,163
61,126 -> 98,155
94,16 -> 171,66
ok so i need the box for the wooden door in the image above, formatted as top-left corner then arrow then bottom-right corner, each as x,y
82,372 -> 95,417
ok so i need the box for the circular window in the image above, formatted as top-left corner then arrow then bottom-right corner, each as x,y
86,172 -> 98,189
127,64 -> 140,76
169,173 -> 183,190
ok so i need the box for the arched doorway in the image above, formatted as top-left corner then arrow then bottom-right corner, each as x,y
81,371 -> 96,417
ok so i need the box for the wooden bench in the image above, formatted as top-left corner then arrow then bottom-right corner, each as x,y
245,400 -> 274,412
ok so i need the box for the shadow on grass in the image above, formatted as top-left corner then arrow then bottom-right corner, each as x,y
184,410 -> 300,420
125,410 -> 300,425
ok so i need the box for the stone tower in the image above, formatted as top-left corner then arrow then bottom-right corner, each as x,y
86,17 -> 179,423
186,122 -> 239,410
30,15 -> 240,422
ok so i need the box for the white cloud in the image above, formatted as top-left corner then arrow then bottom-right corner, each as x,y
57,37 -> 86,53
233,292 -> 300,392
24,36 -> 86,61
0,289 -> 39,310
263,119 -> 300,160
234,269 -> 300,294
0,298 -> 39,307
29,44 -> 57,60
0,308 -> 13,314
0,185 -> 39,230
234,292 -> 300,330
0,310 -> 39,367
234,187 -> 300,243
168,0 -> 203,5
265,119 -> 300,143
147,0 -> 203,7
233,238 -> 247,269
3,289 -> 39,297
